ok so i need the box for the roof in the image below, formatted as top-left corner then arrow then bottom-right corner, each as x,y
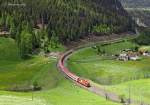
0,31 -> 10,36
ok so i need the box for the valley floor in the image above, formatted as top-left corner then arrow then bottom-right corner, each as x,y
0,37 -> 121,105
0,81 -> 121,105
67,39 -> 150,104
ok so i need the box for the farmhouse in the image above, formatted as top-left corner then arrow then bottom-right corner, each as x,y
0,31 -> 10,37
128,54 -> 140,61
118,49 -> 140,61
143,52 -> 150,56
118,53 -> 129,61
139,49 -> 150,56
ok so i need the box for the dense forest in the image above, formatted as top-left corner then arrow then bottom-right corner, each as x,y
135,28 -> 150,45
0,0 -> 135,58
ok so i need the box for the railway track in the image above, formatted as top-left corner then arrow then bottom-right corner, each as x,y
57,36 -> 149,105
57,48 -> 122,103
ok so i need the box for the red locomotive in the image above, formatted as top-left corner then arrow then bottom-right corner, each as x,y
77,78 -> 91,87
58,51 -> 91,87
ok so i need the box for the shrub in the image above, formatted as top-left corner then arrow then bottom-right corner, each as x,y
135,28 -> 150,45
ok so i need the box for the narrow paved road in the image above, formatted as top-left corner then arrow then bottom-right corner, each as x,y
89,85 -> 120,102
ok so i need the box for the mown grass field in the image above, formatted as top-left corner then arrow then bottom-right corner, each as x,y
0,37 -> 20,61
0,37 -> 121,105
68,57 -> 150,84
0,38 -> 61,90
0,81 -> 121,105
67,40 -> 150,104
103,79 -> 150,104
68,40 -> 150,84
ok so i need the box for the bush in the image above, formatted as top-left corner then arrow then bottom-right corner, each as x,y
135,28 -> 150,45
33,81 -> 42,91
92,24 -> 113,35
119,94 -> 126,103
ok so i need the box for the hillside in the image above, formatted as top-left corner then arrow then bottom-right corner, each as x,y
0,37 -> 122,105
0,37 -> 62,90
0,0 -> 149,105
128,9 -> 150,27
0,0 -> 134,58
120,0 -> 150,8
67,38 -> 150,104
119,0 -> 150,27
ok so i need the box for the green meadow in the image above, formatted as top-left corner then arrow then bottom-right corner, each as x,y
103,79 -> 150,104
0,37 -> 121,105
68,40 -> 150,104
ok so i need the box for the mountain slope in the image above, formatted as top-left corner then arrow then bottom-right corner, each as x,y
0,0 -> 134,58
120,0 -> 150,8
119,0 -> 150,27
0,37 -> 120,105
0,0 -> 133,41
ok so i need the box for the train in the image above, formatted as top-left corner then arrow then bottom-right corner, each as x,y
58,50 -> 91,87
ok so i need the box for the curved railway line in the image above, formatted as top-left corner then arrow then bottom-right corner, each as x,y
57,36 -> 148,105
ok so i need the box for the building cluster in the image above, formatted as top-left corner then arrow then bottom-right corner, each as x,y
117,49 -> 150,61
0,28 -> 10,37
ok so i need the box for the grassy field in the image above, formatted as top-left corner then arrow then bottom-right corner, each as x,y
68,57 -> 150,85
0,38 -> 62,90
68,41 -> 150,84
0,82 -> 122,105
103,79 -> 150,104
0,55 -> 62,90
0,81 -> 121,105
0,38 -> 21,61
67,40 -> 150,104
0,37 -> 121,105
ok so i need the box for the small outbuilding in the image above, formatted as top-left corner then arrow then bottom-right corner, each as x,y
0,31 -> 10,37
118,53 -> 129,61
118,50 -> 140,61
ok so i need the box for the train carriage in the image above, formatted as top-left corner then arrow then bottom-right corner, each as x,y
58,51 -> 91,87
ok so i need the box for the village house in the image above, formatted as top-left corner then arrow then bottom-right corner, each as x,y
143,52 -> 150,56
139,49 -> 150,56
118,49 -> 140,61
128,53 -> 140,61
0,31 -> 10,37
118,53 -> 129,61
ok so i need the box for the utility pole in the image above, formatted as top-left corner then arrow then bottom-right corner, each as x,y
31,85 -> 34,101
32,91 -> 34,101
104,87 -> 108,101
128,84 -> 131,105
140,89 -> 143,105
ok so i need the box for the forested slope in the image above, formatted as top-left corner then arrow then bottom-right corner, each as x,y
128,10 -> 150,27
0,0 -> 134,58
120,0 -> 150,8
120,0 -> 150,28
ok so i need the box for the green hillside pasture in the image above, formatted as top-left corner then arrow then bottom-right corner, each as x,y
0,81 -> 121,105
0,37 -> 62,90
70,40 -> 138,60
0,37 -> 20,61
0,56 -> 62,90
68,41 -> 150,84
103,79 -> 150,104
68,57 -> 150,85
0,38 -> 122,105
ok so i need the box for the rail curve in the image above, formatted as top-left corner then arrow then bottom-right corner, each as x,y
57,36 -> 147,105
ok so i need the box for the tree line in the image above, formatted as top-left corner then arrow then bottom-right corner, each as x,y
0,0 -> 135,58
135,28 -> 150,45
